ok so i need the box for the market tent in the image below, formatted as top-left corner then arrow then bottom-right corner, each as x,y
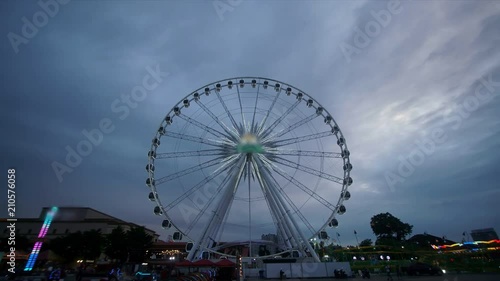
215,259 -> 235,267
192,259 -> 215,267
175,260 -> 193,267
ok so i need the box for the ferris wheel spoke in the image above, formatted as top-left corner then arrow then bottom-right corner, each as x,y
156,157 -> 226,185
165,131 -> 234,148
178,114 -> 231,140
164,156 -> 240,212
265,149 -> 341,158
214,90 -> 240,133
266,130 -> 333,147
271,156 -> 343,184
250,159 -> 302,250
236,85 -> 246,126
187,157 -> 247,260
258,89 -> 281,135
263,113 -> 318,143
195,99 -> 239,140
260,100 -> 301,139
185,165 -> 236,235
256,159 -> 320,260
156,149 -> 227,159
263,169 -> 316,236
251,85 -> 261,131
264,160 -> 337,211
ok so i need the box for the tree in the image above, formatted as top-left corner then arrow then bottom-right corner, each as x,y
104,226 -> 129,263
370,212 -> 413,241
126,227 -> 154,263
81,229 -> 105,260
48,229 -> 104,264
49,232 -> 83,264
1,234 -> 33,252
359,239 -> 373,247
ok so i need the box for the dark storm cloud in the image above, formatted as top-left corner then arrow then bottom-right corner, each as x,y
1,0 -> 499,245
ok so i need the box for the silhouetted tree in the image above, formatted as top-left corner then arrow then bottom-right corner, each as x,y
104,226 -> 128,263
370,212 -> 413,241
359,239 -> 373,247
81,229 -> 105,260
49,232 -> 83,264
126,227 -> 153,263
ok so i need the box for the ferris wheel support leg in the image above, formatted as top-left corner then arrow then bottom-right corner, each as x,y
257,161 -> 321,262
251,158 -> 306,255
187,157 -> 247,261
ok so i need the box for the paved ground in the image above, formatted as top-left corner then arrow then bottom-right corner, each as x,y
350,274 -> 500,281
249,274 -> 500,281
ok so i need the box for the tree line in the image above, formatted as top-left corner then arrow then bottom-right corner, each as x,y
0,226 -> 154,265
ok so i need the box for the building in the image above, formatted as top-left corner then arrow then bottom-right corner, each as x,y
0,206 -> 159,242
407,233 -> 456,248
471,228 -> 499,241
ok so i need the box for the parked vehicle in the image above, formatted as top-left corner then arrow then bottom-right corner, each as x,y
406,262 -> 443,276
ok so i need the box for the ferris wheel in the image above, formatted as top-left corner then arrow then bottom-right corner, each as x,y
146,77 -> 352,262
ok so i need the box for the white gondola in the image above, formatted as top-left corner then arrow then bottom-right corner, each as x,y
332,125 -> 339,134
148,150 -> 156,159
204,87 -> 210,95
275,83 -> 281,92
146,178 -> 155,187
162,220 -> 172,228
343,163 -> 352,171
173,232 -> 183,240
239,79 -> 245,88
158,127 -> 165,135
153,138 -> 160,147
183,99 -> 190,107
337,205 -> 346,215
316,107 -> 323,114
165,116 -> 172,124
337,137 -> 345,146
263,80 -> 269,89
215,83 -> 221,92
328,219 -> 339,228
251,79 -> 257,88
148,192 -> 156,201
325,116 -> 332,124
343,177 -> 353,186
341,149 -> 350,158
307,99 -> 313,107
227,81 -> 233,89
286,87 -> 292,95
146,164 -> 155,172
173,107 -> 181,115
343,191 -> 351,200
193,92 -> 200,100
185,242 -> 194,252
154,206 -> 162,215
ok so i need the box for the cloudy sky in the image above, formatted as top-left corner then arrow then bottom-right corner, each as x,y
1,0 -> 500,247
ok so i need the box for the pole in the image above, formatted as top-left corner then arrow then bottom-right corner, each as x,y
248,158 -> 252,258
354,230 -> 360,248
337,233 -> 344,261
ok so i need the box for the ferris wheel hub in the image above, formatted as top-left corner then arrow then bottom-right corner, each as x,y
237,133 -> 265,154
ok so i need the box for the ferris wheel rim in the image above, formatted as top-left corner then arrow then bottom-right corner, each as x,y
146,76 -> 352,257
